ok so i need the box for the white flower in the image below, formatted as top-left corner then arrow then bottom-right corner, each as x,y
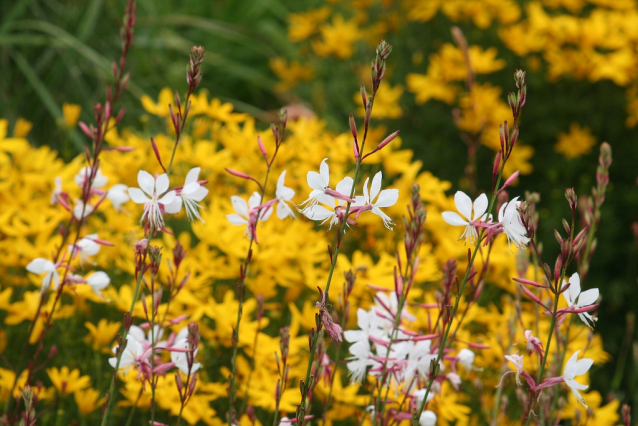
346,340 -> 375,383
108,334 -> 144,373
404,340 -> 437,382
353,171 -> 399,230
419,411 -> 437,426
457,348 -> 475,370
128,171 -> 176,229
413,388 -> 435,406
107,184 -> 130,210
26,258 -> 60,294
73,200 -> 94,220
50,177 -> 63,205
86,271 -> 110,297
164,167 -> 209,222
562,350 -> 593,408
442,191 -> 489,244
275,170 -> 296,219
498,197 -> 529,248
504,352 -> 524,386
279,417 -> 292,426
70,234 -> 100,263
226,192 -> 272,230
298,158 -> 336,209
302,177 -> 353,230
171,337 -> 200,375
562,273 -> 599,328
75,166 -> 108,189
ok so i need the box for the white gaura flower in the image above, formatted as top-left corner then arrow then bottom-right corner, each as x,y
164,167 -> 209,222
562,272 -> 599,328
69,234 -> 100,263
226,192 -> 272,238
457,348 -> 475,370
86,271 -> 110,297
75,166 -> 108,189
302,177 -> 353,230
562,350 -> 593,408
107,184 -> 130,210
128,171 -> 176,229
298,158 -> 353,210
353,171 -> 399,230
498,196 -> 530,248
108,334 -> 144,373
275,170 -> 296,219
418,411 -> 437,426
73,200 -> 94,220
171,337 -> 201,375
504,352 -> 524,386
50,177 -> 63,205
26,258 -> 60,294
442,191 -> 489,244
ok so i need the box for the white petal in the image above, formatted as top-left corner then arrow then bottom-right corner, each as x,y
568,273 -> 581,304
248,192 -> 262,209
374,189 -> 398,208
304,205 -> 333,221
227,214 -> 247,225
278,186 -> 294,201
277,170 -> 287,191
185,167 -> 201,185
137,170 -> 155,196
319,158 -> 329,186
231,196 -> 248,217
454,191 -> 473,220
473,193 -> 488,220
182,182 -> 201,195
362,177 -> 370,204
189,186 -> 209,202
577,288 -> 599,307
370,172 -> 382,203
307,171 -> 325,191
158,190 -> 176,205
572,357 -> 594,377
335,177 -> 354,200
128,187 -> 150,204
26,258 -> 53,274
259,205 -> 273,221
155,174 -> 170,195
164,196 -> 183,214
563,351 -> 581,379
442,211 -> 468,226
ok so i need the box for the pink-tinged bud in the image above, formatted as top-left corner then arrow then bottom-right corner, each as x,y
150,137 -> 166,172
520,285 -> 549,310
492,150 -> 501,191
225,168 -> 252,180
565,188 -> 577,211
553,257 -> 563,283
360,83 -> 367,108
324,188 -> 355,204
353,138 -> 360,160
79,121 -> 93,138
412,334 -> 438,341
257,136 -> 268,162
498,170 -> 520,193
513,278 -> 548,288
499,124 -> 505,153
466,342 -> 490,349
377,130 -> 400,152
105,101 -> 111,122
114,146 -> 135,152
553,229 -> 563,245
509,126 -> 519,152
176,371 -> 184,393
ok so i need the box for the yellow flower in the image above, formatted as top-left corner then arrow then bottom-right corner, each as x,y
355,81 -> 403,119
311,15 -> 361,59
47,366 -> 91,395
84,319 -> 121,353
270,58 -> 314,92
288,7 -> 331,42
74,387 -> 105,414
62,103 -> 82,129
554,123 -> 596,159
13,118 -> 32,137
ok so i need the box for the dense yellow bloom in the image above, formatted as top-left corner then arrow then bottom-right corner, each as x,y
312,15 -> 361,59
270,58 -> 314,92
47,366 -> 91,395
74,387 -> 105,414
355,81 -> 403,119
84,319 -> 121,353
555,123 -> 597,159
288,7 -> 331,42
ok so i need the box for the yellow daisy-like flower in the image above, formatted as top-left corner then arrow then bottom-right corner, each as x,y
46,366 -> 91,395
62,103 -> 82,129
554,123 -> 596,159
84,319 -> 121,353
74,387 -> 106,415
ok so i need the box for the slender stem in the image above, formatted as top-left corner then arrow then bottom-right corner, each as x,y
124,389 -> 143,426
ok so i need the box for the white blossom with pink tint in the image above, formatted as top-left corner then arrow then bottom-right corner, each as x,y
418,410 -> 437,426
26,258 -> 60,294
69,234 -> 100,264
562,272 -> 599,328
457,348 -> 475,370
504,352 -> 524,386
275,170 -> 296,219
301,177 -> 353,230
75,166 -> 108,189
73,200 -> 94,220
164,167 -> 209,222
498,196 -> 529,248
563,350 -> 593,408
108,334 -> 145,374
107,184 -> 130,210
298,158 -> 354,211
128,171 -> 176,229
86,271 -> 110,297
352,171 -> 399,230
442,191 -> 489,244
226,192 -> 273,241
